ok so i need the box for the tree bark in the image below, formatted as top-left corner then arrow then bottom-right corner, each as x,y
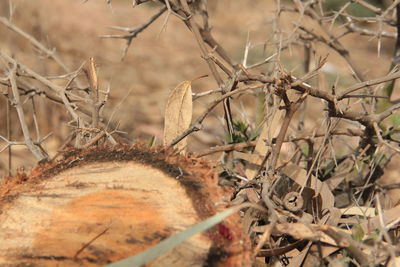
0,145 -> 251,266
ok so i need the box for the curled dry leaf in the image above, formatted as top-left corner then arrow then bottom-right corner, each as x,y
281,164 -> 334,211
163,80 -> 193,153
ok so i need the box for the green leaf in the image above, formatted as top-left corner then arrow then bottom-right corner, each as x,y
225,120 -> 255,144
319,159 -> 336,180
104,206 -> 241,267
372,152 -> 387,167
389,114 -> 400,128
301,145 -> 309,157
351,224 -> 365,241
147,136 -> 156,147
233,120 -> 247,133
364,230 -> 379,242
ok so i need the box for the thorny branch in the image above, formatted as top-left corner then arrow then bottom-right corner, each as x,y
0,16 -> 83,87
7,64 -> 48,161
2,1 -> 400,265
100,6 -> 168,59
115,1 -> 400,264
0,50 -> 119,160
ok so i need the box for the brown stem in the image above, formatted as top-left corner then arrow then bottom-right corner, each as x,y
270,92 -> 308,171
8,67 -> 47,161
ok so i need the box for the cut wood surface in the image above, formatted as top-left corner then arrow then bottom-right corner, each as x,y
0,146 -> 251,266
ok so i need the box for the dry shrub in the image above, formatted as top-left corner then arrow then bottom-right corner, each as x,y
0,0 -> 400,266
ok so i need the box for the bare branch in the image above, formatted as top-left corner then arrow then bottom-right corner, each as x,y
0,16 -> 83,87
338,71 -> 400,99
7,65 -> 47,161
100,6 -> 167,59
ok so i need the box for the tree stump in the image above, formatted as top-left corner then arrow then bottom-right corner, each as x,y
0,145 -> 251,266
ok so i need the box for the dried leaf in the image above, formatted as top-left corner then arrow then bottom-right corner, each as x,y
325,158 -> 354,190
388,256 -> 400,267
245,101 -> 285,179
360,204 -> 400,233
340,206 -> 376,218
287,242 -> 311,267
275,223 -> 337,246
163,81 -> 193,153
253,223 -> 339,246
315,244 -> 340,259
303,252 -> 321,267
233,151 -> 263,164
325,207 -> 341,226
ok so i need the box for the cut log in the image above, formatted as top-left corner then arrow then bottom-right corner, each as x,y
0,145 -> 251,266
